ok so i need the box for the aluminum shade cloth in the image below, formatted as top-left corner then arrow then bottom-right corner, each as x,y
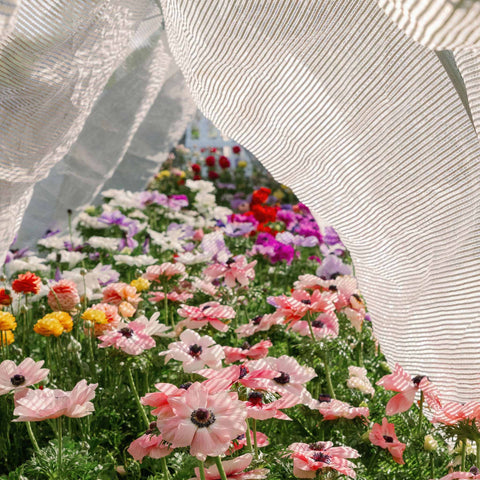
161,0 -> 480,402
0,0 -> 159,261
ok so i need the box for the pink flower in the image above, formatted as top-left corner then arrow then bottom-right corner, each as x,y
317,399 -> 369,421
247,356 -> 317,405
436,469 -> 480,480
369,418 -> 406,464
0,358 -> 49,396
346,366 -> 375,396
47,280 -> 80,312
289,441 -> 360,479
128,433 -> 173,463
144,263 -> 186,282
149,291 -> 194,303
246,392 -> 299,420
228,431 -> 269,454
235,313 -> 283,338
376,363 -> 441,415
223,340 -> 272,363
177,302 -> 236,333
13,380 -> 97,421
290,313 -> 339,340
430,400 -> 480,426
98,321 -> 155,355
203,256 -> 257,288
102,282 -> 141,310
192,278 -> 218,296
89,302 -> 121,336
157,382 -> 247,459
135,312 -> 172,337
189,453 -> 269,480
160,329 -> 225,373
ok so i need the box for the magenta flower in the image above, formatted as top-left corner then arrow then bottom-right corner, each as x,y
159,329 -> 225,373
223,340 -> 272,363
0,358 -> 49,396
189,453 -> 269,480
177,302 -> 236,333
157,382 -> 247,459
128,433 -> 173,463
98,321 -> 155,355
289,441 -> 359,479
13,380 -> 97,421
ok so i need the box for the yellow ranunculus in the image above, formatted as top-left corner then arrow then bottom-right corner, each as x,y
82,308 -> 108,325
237,160 -> 247,169
130,277 -> 150,292
0,330 -> 14,345
43,312 -> 73,333
157,170 -> 171,178
0,311 -> 16,331
34,317 -> 64,337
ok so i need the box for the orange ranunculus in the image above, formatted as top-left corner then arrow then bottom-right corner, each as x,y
12,272 -> 42,295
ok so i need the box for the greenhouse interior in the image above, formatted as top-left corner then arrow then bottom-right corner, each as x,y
1,1 -> 480,479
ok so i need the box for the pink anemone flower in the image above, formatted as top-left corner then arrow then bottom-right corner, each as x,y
149,291 -> 194,304
376,363 -> 441,415
246,392 -> 300,420
228,430 -> 269,454
289,441 -> 360,479
317,399 -> 369,421
177,302 -> 236,333
159,329 -> 225,373
128,432 -> 173,463
0,358 -> 49,396
189,453 -> 269,480
430,400 -> 480,426
156,382 -> 247,460
235,313 -> 283,338
223,340 -> 272,363
369,417 -> 406,464
13,380 -> 97,421
290,313 -> 339,340
143,263 -> 186,282
98,321 -> 155,355
203,255 -> 257,289
436,467 -> 480,479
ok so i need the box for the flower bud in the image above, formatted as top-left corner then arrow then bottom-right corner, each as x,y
424,435 -> 438,452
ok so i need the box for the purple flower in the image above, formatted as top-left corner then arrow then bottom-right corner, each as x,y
96,265 -> 120,286
168,195 -> 188,211
99,210 -> 133,229
223,222 -> 255,237
316,254 -> 352,280
139,191 -> 169,208
276,209 -> 296,229
323,226 -> 342,246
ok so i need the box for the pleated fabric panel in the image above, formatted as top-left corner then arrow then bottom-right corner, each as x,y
161,0 -> 480,401
0,0 -> 157,261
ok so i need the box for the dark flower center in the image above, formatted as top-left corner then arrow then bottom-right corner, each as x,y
328,285 -> 338,292
309,442 -> 328,451
236,433 -> 246,440
145,421 -> 158,435
119,327 -> 134,338
318,394 -> 332,403
226,258 -> 235,265
383,435 -> 394,443
301,299 -> 311,305
312,452 -> 331,464
274,371 -> 290,384
202,305 -> 211,311
239,365 -> 249,379
470,466 -> 480,475
191,408 -> 216,428
189,344 -> 203,357
179,382 -> 192,390
352,293 -> 362,302
412,375 -> 426,386
252,315 -> 263,325
241,341 -> 251,350
248,392 -> 264,405
10,374 -> 26,387
330,273 -> 339,280
312,320 -> 325,328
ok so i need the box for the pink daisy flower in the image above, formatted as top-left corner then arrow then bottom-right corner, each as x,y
47,279 -> 80,312
98,321 -> 155,355
128,432 -> 173,463
177,302 -> 236,333
159,329 -> 225,373
157,382 -> 247,459
189,453 -> 269,480
203,255 -> 257,289
228,430 -> 269,454
223,340 -> 272,363
13,379 -> 97,422
290,313 -> 339,340
289,441 -> 360,479
235,313 -> 283,338
369,417 -> 406,464
246,392 -> 300,420
0,358 -> 49,396
376,363 -> 441,415
317,399 -> 369,421
437,468 -> 480,480
143,263 -> 186,282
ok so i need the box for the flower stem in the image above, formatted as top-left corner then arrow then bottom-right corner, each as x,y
476,440 -> 480,468
417,391 -> 424,436
198,460 -> 207,480
160,456 -> 170,480
321,350 -> 336,399
126,366 -> 149,429
245,418 -> 253,452
252,418 -> 259,459
57,417 -> 63,472
214,457 -> 228,480
26,422 -> 40,454
461,440 -> 467,471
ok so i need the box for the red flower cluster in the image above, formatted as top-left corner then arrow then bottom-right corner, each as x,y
0,288 -> 12,306
12,272 -> 41,295
219,155 -> 230,169
205,155 -> 216,167
247,187 -> 279,232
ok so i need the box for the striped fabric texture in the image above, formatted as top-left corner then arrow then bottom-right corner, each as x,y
160,0 -> 480,401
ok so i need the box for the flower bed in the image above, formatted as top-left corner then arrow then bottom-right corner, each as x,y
0,146 -> 474,479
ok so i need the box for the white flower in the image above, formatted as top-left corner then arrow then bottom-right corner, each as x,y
5,256 -> 49,277
37,234 -> 82,250
346,366 -> 375,396
103,190 -> 143,210
186,179 -> 215,193
127,210 -> 148,221
76,212 -> 107,229
147,228 -> 187,252
62,264 -> 118,300
135,312 -> 173,337
86,236 -> 120,250
47,250 -> 86,269
175,250 -> 212,265
195,191 -> 216,209
113,255 -> 157,267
